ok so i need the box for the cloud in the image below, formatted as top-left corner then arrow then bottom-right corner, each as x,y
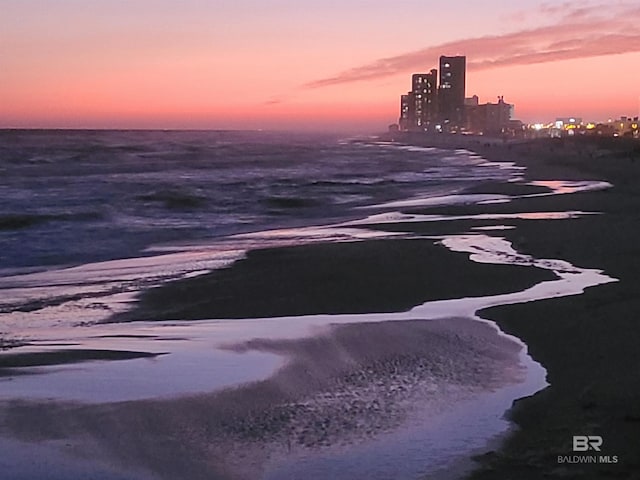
503,1 -> 601,25
305,2 -> 640,89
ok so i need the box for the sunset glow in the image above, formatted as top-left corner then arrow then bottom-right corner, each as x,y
2,0 -> 639,131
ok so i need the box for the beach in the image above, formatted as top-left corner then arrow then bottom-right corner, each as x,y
1,317 -> 528,480
393,135 -> 640,478
1,132 -> 638,479
465,138 -> 640,478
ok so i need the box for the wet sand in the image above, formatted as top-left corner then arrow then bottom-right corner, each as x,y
1,318 -> 524,480
0,349 -> 163,370
465,138 -> 640,479
1,135 -> 638,478
116,238 -> 555,321
119,135 -> 640,478
398,135 -> 640,478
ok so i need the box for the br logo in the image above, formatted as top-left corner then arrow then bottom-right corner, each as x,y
573,435 -> 603,452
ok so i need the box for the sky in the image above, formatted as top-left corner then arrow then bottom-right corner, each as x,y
2,0 -> 639,131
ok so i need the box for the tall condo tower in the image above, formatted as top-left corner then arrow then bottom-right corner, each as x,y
399,94 -> 411,131
401,69 -> 438,131
438,55 -> 466,126
411,69 -> 438,130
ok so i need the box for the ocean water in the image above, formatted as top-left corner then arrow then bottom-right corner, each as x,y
0,130 -> 516,272
0,129 -> 522,328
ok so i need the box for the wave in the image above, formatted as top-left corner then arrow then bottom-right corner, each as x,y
264,196 -> 319,209
306,178 -> 391,187
0,214 -> 48,230
136,190 -> 208,210
0,212 -> 103,231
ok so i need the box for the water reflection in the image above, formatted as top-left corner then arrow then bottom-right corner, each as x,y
0,233 -> 616,480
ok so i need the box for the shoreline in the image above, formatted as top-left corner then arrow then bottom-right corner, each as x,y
410,135 -> 640,478
0,135 -> 638,478
0,317 -> 534,480
114,237 -> 556,322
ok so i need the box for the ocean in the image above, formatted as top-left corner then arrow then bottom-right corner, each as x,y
0,129 -> 520,330
0,129 -> 517,272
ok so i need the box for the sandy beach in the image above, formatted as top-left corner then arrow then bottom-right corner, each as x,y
1,135 -> 638,479
1,317 -> 527,480
393,135 -> 640,478
465,138 -> 640,479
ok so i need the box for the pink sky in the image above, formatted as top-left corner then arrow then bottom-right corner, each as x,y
2,0 -> 639,131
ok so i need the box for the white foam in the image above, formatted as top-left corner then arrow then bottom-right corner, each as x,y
343,210 -> 598,226
359,193 -> 510,210
528,180 -> 612,195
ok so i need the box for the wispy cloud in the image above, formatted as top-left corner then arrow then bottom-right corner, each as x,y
305,2 -> 640,88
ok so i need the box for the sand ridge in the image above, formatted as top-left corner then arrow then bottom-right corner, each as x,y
0,317 -> 524,479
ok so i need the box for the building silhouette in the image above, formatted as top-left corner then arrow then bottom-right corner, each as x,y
465,96 -> 513,134
438,55 -> 466,126
411,70 -> 438,131
398,70 -> 438,131
398,55 -> 519,135
399,94 -> 411,131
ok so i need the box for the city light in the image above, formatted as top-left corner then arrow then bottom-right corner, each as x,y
395,55 -> 639,139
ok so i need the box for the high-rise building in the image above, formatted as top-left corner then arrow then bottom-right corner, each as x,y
398,70 -> 438,131
410,70 -> 438,131
399,94 -> 411,131
438,56 -> 466,126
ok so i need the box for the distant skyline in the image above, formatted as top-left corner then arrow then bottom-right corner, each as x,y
2,0 -> 640,131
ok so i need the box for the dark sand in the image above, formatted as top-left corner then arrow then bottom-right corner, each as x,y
0,349 -> 164,371
119,135 -> 640,478
2,135 -> 639,479
466,138 -> 640,479
116,238 -> 556,321
399,135 -> 640,478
